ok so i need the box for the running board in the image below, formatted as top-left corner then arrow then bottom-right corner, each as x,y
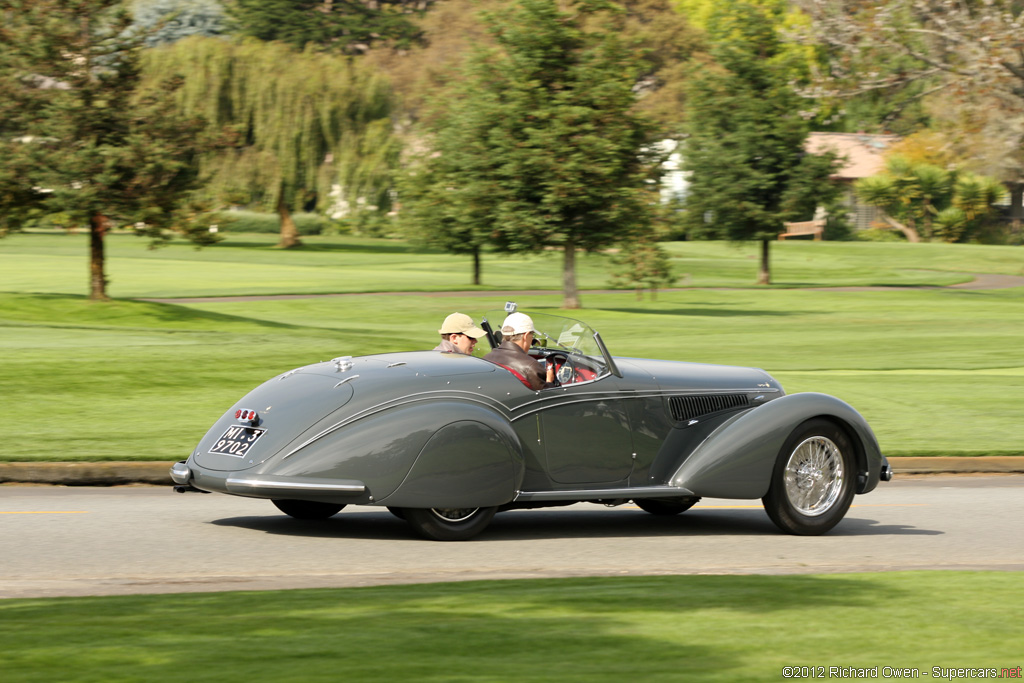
514,485 -> 695,502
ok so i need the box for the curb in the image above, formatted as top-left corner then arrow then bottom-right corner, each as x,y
0,462 -> 175,486
2,457 -> 1024,486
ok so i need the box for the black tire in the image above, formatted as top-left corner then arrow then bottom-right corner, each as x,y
762,418 -> 855,535
272,499 -> 345,520
635,497 -> 700,516
400,506 -> 498,541
386,506 -> 406,520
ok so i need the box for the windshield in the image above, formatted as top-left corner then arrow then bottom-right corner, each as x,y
481,309 -> 616,380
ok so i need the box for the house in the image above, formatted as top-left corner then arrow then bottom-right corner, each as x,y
806,132 -> 902,230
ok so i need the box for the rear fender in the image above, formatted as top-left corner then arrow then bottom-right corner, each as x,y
377,414 -> 523,508
262,402 -> 521,505
670,393 -> 882,499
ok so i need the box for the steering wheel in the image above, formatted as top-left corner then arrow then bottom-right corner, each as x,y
546,352 -> 575,385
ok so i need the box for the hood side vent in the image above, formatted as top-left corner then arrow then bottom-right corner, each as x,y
669,393 -> 749,422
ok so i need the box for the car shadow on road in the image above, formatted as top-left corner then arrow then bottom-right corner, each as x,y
829,516 -> 943,536
210,506 -> 943,540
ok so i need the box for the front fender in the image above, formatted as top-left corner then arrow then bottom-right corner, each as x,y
670,392 -> 883,499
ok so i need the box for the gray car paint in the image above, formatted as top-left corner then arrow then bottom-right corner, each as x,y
178,326 -> 885,510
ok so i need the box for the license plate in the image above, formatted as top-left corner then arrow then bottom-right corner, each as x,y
209,425 -> 267,457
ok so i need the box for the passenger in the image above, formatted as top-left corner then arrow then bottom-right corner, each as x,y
434,312 -> 486,355
483,312 -> 557,390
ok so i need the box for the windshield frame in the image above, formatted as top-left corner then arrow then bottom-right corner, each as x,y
480,309 -> 621,380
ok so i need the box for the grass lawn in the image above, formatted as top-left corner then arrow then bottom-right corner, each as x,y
1,234 -> 1023,460
0,572 -> 1019,682
5,231 -> 1023,297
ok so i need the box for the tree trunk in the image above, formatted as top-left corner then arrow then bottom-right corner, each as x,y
922,199 -> 933,241
882,215 -> 920,243
88,213 -> 108,301
472,246 -> 481,286
562,242 -> 580,309
757,239 -> 770,286
276,191 -> 302,249
1009,182 -> 1022,242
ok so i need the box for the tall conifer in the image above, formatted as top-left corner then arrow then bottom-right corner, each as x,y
405,0 -> 659,308
681,0 -> 839,284
0,0 -> 214,300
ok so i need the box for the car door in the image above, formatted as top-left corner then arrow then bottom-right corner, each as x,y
538,379 -> 634,486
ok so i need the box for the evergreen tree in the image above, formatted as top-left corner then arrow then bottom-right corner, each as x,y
226,0 -> 426,54
142,37 -> 398,247
681,0 -> 839,285
405,0 -> 660,308
609,237 -> 677,300
0,0 -> 216,300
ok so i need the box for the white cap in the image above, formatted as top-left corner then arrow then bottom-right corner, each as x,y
501,312 -> 535,335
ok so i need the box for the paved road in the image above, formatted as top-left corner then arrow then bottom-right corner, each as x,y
2,475 -> 1022,599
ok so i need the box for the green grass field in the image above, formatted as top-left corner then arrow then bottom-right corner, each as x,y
6,231 -> 1022,297
0,572 -> 1019,682
2,232 -> 1023,460
1,235 -> 1021,683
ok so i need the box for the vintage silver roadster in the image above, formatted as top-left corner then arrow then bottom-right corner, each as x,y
171,304 -> 891,540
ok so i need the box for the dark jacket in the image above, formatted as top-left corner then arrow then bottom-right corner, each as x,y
483,341 -> 551,390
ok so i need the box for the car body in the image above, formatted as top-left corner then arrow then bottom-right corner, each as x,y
172,305 -> 891,540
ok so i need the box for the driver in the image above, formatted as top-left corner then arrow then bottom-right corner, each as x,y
483,312 -> 557,390
434,312 -> 486,355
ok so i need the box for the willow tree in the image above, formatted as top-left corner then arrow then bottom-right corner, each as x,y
142,37 -> 398,247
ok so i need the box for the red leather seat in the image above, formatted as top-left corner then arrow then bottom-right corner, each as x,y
491,362 -> 532,389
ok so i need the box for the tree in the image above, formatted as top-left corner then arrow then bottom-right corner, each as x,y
400,142 -> 491,286
796,0 -> 1024,232
855,157 -> 1005,243
0,0 -> 217,300
142,36 -> 398,247
681,0 -> 840,285
405,0 -> 661,309
226,0 -> 429,54
609,237 -> 677,299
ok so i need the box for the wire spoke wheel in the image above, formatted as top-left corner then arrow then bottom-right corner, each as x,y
401,506 -> 498,541
783,436 -> 845,516
763,419 -> 855,535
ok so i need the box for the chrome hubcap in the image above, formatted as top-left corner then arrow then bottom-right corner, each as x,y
783,436 -> 844,516
430,508 -> 479,523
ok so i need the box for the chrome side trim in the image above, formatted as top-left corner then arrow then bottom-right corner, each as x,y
514,485 -> 694,502
225,477 -> 366,493
278,386 -> 782,459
